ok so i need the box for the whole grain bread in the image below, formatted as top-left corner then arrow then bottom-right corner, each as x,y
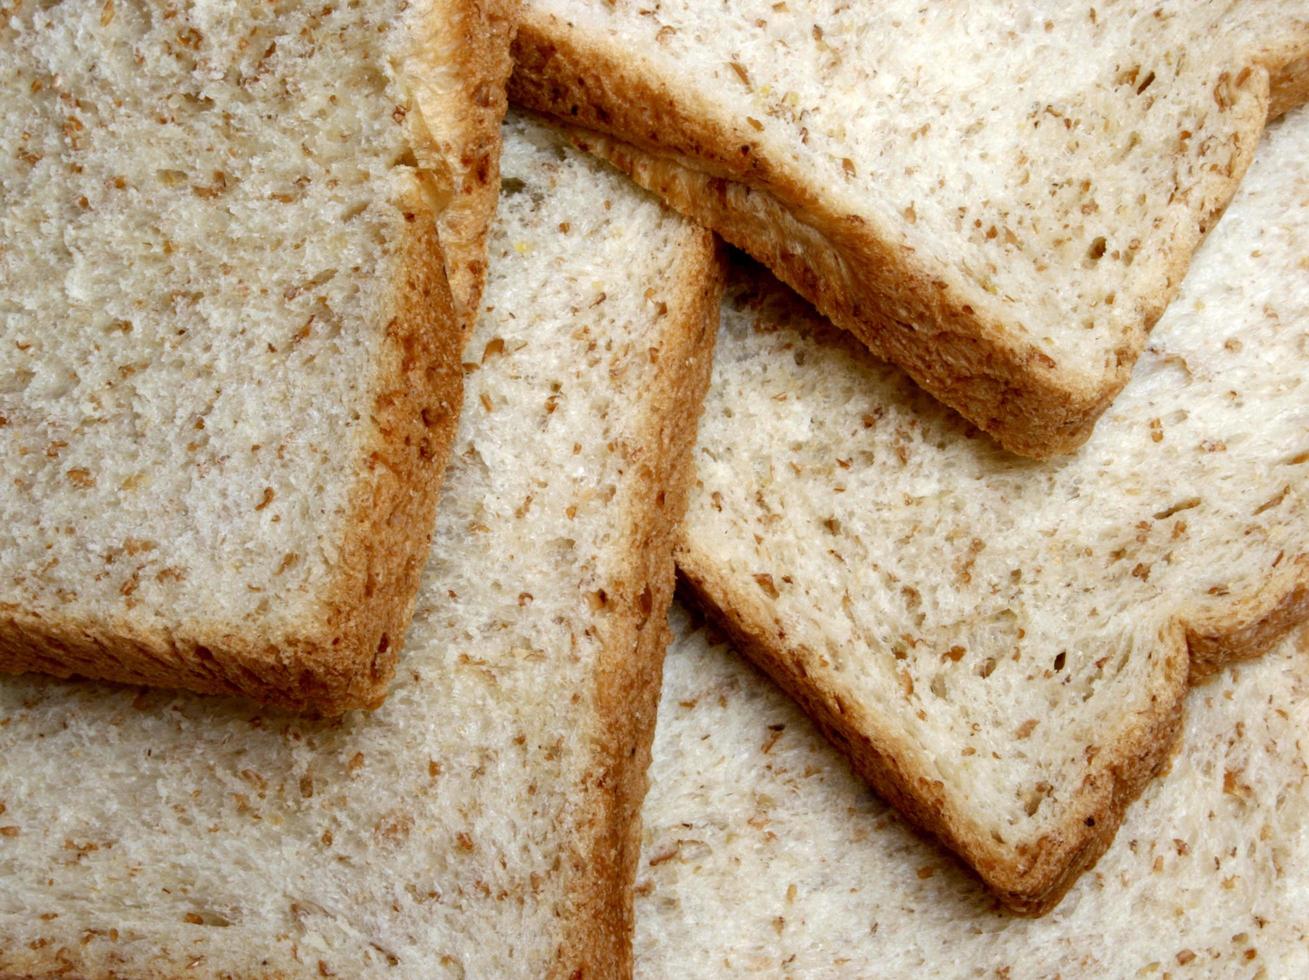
0,0 -> 514,713
0,112 -> 721,978
637,606 -> 1309,977
671,108 -> 1309,913
512,2 -> 1309,456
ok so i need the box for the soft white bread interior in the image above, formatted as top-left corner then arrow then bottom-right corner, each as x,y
674,107 -> 1309,912
637,607 -> 1309,977
0,112 -> 720,978
0,0 -> 511,712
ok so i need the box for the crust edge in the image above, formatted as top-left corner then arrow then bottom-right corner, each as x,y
557,229 -> 722,978
509,16 -> 1277,459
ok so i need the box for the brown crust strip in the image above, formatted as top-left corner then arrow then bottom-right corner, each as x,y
558,232 -> 723,978
1261,32 -> 1309,120
432,0 -> 519,331
509,17 -> 1279,458
0,190 -> 462,717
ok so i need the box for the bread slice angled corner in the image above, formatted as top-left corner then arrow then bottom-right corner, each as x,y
671,108 -> 1309,914
512,3 -> 1309,457
0,0 -> 515,713
0,113 -> 721,978
637,606 -> 1309,977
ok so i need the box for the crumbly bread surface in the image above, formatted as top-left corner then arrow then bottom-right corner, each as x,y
636,607 -> 1309,977
513,2 -> 1309,456
0,0 -> 489,712
0,113 -> 719,978
674,109 -> 1309,912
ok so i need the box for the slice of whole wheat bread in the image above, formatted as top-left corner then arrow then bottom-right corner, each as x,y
0,112 -> 721,978
671,107 -> 1309,914
0,0 -> 514,713
637,605 -> 1309,977
511,2 -> 1309,457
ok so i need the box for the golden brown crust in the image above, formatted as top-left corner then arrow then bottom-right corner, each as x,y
557,232 -> 722,978
510,18 -> 1280,459
318,188 -> 465,714
1187,565 -> 1309,677
0,196 -> 462,717
429,0 -> 520,331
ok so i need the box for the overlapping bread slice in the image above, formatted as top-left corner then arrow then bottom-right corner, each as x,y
636,607 -> 1309,976
513,1 -> 1309,456
0,113 -> 720,978
672,108 -> 1309,913
0,0 -> 517,712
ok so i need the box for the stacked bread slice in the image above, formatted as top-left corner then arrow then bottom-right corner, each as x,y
513,1 -> 1309,456
639,607 -> 1309,976
0,112 -> 719,977
666,106 -> 1309,913
1,1 -> 1307,972
0,0 -> 507,712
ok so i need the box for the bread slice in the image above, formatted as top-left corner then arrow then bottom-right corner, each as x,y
512,3 -> 1309,457
0,0 -> 514,713
637,606 -> 1309,976
0,112 -> 721,977
671,107 -> 1309,914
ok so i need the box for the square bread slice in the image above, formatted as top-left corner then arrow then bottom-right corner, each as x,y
0,0 -> 515,713
0,113 -> 721,977
637,606 -> 1309,977
672,107 -> 1309,913
512,2 -> 1309,456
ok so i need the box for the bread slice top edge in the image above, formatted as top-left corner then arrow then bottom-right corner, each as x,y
511,6 -> 1309,456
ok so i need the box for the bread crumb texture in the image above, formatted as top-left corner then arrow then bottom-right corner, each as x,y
636,608 -> 1309,977
678,109 -> 1309,905
0,0 -> 468,709
516,1 -> 1309,452
0,113 -> 706,976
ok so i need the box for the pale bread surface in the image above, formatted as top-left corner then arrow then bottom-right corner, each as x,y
673,108 -> 1309,911
0,0 -> 509,711
512,2 -> 1309,455
637,607 -> 1309,977
0,113 -> 720,978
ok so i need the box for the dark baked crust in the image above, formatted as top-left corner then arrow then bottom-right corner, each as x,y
557,232 -> 722,978
509,17 -> 1293,459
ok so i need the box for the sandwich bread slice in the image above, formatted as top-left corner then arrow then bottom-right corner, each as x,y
673,107 -> 1309,913
0,0 -> 514,712
637,606 -> 1309,977
513,2 -> 1309,456
0,112 -> 721,977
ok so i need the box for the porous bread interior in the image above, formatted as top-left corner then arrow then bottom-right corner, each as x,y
0,113 -> 709,978
517,1 -> 1307,453
0,1 -> 454,686
676,109 -> 1309,907
635,607 -> 1309,978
